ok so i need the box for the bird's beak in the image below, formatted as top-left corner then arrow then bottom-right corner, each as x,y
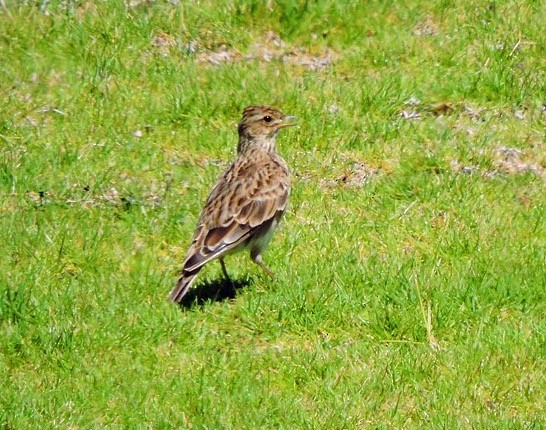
279,115 -> 298,128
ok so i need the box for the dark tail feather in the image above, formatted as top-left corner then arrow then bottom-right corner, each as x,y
169,269 -> 200,303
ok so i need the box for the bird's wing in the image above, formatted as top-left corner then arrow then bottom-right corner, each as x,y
182,158 -> 290,273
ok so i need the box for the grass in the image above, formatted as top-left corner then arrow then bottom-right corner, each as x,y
1,0 -> 545,428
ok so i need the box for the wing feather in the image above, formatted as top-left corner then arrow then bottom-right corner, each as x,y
181,155 -> 289,274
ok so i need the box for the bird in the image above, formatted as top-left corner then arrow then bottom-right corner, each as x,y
169,105 -> 296,303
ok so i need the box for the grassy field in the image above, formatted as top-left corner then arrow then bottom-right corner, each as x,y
1,0 -> 545,428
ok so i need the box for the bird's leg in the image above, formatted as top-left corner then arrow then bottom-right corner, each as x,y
219,258 -> 232,283
257,261 -> 275,279
252,254 -> 275,280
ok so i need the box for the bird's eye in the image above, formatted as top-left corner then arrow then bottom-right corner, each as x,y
263,115 -> 272,123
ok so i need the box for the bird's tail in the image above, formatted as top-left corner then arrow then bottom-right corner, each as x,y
169,270 -> 200,303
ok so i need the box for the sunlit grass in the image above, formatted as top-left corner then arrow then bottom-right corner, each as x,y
1,1 -> 545,428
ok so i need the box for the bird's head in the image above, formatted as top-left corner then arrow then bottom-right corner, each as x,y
237,105 -> 296,153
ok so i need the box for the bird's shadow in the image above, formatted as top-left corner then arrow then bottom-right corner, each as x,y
176,276 -> 252,309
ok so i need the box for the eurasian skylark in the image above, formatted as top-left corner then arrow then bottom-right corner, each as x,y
169,105 -> 296,303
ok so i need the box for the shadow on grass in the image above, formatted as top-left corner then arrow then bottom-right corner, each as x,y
177,276 -> 252,309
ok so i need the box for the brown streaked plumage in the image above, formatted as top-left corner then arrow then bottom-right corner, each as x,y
169,105 -> 296,303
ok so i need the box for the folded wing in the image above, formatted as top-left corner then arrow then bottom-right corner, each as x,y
182,171 -> 290,273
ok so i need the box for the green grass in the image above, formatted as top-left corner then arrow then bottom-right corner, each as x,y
1,0 -> 545,428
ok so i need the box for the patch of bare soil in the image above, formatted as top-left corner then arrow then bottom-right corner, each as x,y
413,15 -> 440,36
194,31 -> 335,70
318,157 -> 382,189
450,146 -> 545,177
